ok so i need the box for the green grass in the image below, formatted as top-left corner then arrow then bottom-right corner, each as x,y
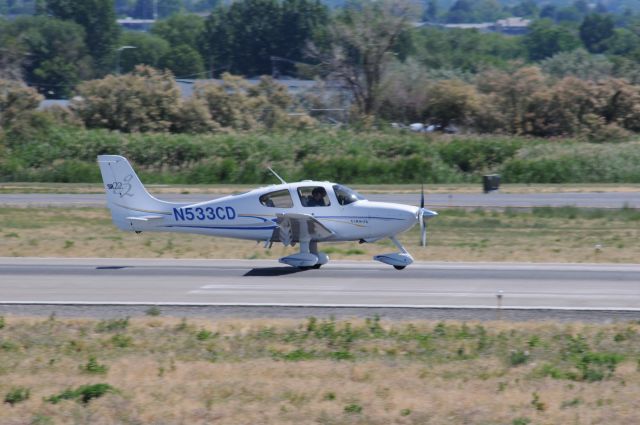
2,125 -> 640,183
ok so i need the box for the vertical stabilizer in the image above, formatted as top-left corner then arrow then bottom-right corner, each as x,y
97,155 -> 175,231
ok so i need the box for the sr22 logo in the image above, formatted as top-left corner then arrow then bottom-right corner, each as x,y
106,174 -> 133,198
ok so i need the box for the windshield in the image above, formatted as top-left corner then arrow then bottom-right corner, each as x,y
333,184 -> 365,205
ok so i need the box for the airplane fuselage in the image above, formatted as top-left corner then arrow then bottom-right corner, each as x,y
118,181 -> 420,242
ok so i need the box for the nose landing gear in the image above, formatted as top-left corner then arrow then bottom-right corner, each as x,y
373,236 -> 414,270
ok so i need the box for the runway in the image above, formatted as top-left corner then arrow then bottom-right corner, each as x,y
1,191 -> 639,209
1,258 -> 639,310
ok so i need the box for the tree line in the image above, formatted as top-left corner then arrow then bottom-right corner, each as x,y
2,0 -> 640,139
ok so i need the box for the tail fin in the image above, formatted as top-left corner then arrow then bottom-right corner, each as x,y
97,155 -> 175,231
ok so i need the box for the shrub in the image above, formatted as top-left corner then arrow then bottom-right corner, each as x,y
4,387 -> 30,406
344,403 -> 363,414
46,383 -> 116,405
530,392 -> 546,411
110,334 -> 133,348
82,356 -> 108,374
323,392 -> 336,401
576,352 -> 624,382
95,317 -> 129,333
196,329 -> 214,341
330,350 -> 355,361
0,79 -> 43,128
72,66 -> 180,133
280,349 -> 317,361
508,349 -> 530,367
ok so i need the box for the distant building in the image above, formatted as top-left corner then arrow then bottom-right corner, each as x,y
175,78 -> 323,98
39,78 -> 344,107
442,22 -> 494,32
494,17 -> 531,35
117,17 -> 155,32
418,17 -> 531,35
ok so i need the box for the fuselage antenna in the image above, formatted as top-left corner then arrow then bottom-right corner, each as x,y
268,167 -> 287,184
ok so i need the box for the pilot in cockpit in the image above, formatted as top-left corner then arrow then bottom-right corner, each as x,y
307,187 -> 327,207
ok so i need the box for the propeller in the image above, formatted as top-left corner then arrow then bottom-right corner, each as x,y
418,183 -> 438,246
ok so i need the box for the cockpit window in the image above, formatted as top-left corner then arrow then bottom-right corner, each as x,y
298,186 -> 331,207
333,184 -> 365,205
259,189 -> 293,208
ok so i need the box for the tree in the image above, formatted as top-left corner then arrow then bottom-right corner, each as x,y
573,0 -> 589,15
476,66 -> 548,134
524,19 -> 581,61
151,13 -> 205,47
1,16 -> 93,97
540,49 -> 614,81
539,5 -> 556,20
555,6 -> 582,23
446,0 -> 504,24
0,18 -> 25,80
412,27 -> 525,72
159,44 -> 205,77
45,0 -> 120,73
118,32 -> 170,74
201,0 -> 327,77
510,1 -> 539,18
311,0 -> 415,116
426,79 -> 479,128
133,0 -> 182,19
424,0 -> 438,22
580,13 -> 615,53
605,28 -> 640,61
378,59 -> 431,122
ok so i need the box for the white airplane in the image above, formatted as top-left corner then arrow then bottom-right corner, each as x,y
97,155 -> 437,269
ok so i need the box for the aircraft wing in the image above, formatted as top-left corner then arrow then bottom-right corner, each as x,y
274,213 -> 334,246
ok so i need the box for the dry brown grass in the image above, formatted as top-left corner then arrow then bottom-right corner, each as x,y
1,207 -> 639,263
0,317 -> 639,424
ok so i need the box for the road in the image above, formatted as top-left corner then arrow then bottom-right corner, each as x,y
0,192 -> 639,209
1,258 -> 639,310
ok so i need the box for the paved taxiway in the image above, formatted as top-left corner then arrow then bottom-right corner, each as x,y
1,258 -> 639,310
1,192 -> 639,209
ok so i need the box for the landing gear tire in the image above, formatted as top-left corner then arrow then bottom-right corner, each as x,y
312,264 -> 322,269
393,265 -> 406,270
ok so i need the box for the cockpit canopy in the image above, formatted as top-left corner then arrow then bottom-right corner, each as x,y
257,183 -> 365,208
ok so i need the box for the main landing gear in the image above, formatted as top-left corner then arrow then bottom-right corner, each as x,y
373,236 -> 414,270
279,240 -> 329,269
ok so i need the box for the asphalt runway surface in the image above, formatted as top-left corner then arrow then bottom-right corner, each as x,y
1,258 -> 639,312
1,192 -> 639,209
